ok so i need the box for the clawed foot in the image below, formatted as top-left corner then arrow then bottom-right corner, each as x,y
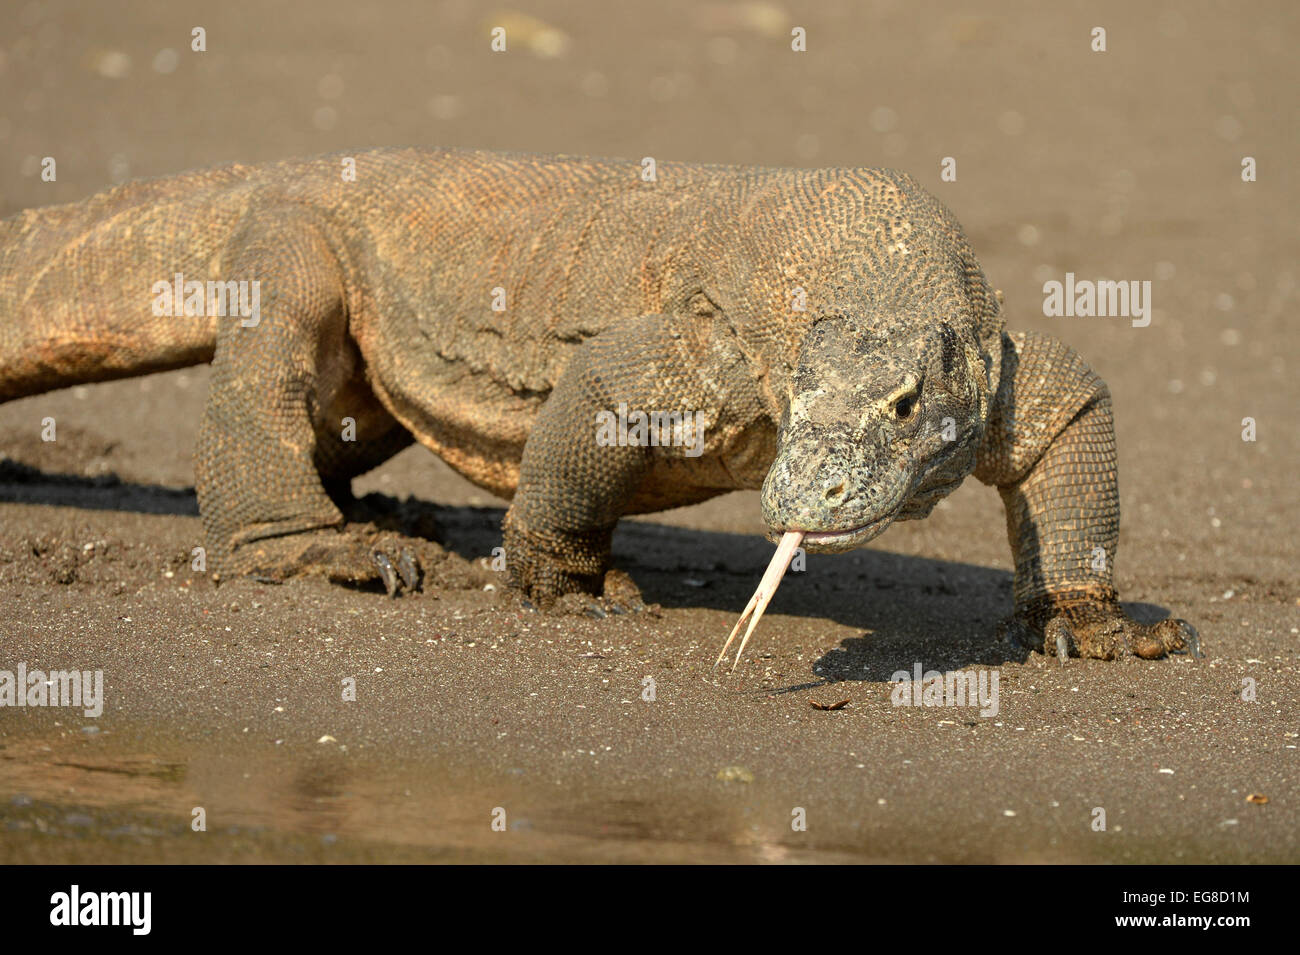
501,520 -> 609,606
999,598 -> 1203,664
501,520 -> 655,616
230,527 -> 435,596
548,568 -> 651,617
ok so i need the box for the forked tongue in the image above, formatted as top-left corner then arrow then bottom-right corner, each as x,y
714,530 -> 805,672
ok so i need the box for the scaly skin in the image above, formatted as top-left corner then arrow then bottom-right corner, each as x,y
0,146 -> 1198,660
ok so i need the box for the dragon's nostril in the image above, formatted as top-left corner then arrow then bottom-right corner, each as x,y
824,481 -> 845,501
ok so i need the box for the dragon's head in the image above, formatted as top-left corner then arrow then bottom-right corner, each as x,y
712,171 -> 1005,672
760,312 -> 992,553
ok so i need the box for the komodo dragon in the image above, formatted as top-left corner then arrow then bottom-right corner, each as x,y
0,146 -> 1199,663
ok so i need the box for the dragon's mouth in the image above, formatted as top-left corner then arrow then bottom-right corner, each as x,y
713,513 -> 896,672
795,471 -> 967,546
797,513 -> 896,552
720,471 -> 958,671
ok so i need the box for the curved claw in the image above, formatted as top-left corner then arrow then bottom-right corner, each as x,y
372,551 -> 399,598
1176,620 -> 1203,659
1042,616 -> 1073,665
396,549 -> 420,592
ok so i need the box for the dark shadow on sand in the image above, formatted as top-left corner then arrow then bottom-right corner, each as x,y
0,460 -> 199,516
0,468 -> 1180,679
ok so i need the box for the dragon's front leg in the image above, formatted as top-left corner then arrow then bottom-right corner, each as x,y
975,331 -> 1202,662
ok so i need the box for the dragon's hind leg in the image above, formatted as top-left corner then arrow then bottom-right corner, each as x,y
194,209 -> 419,594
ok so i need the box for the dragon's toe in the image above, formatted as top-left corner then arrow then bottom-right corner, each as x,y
371,550 -> 400,597
371,545 -> 422,597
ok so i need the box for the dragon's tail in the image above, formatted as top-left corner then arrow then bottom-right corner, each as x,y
0,165 -> 257,403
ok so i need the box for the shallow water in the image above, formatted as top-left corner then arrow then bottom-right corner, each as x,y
0,720 -> 881,863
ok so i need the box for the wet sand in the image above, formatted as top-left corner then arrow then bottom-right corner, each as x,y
1,1 -> 1296,863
